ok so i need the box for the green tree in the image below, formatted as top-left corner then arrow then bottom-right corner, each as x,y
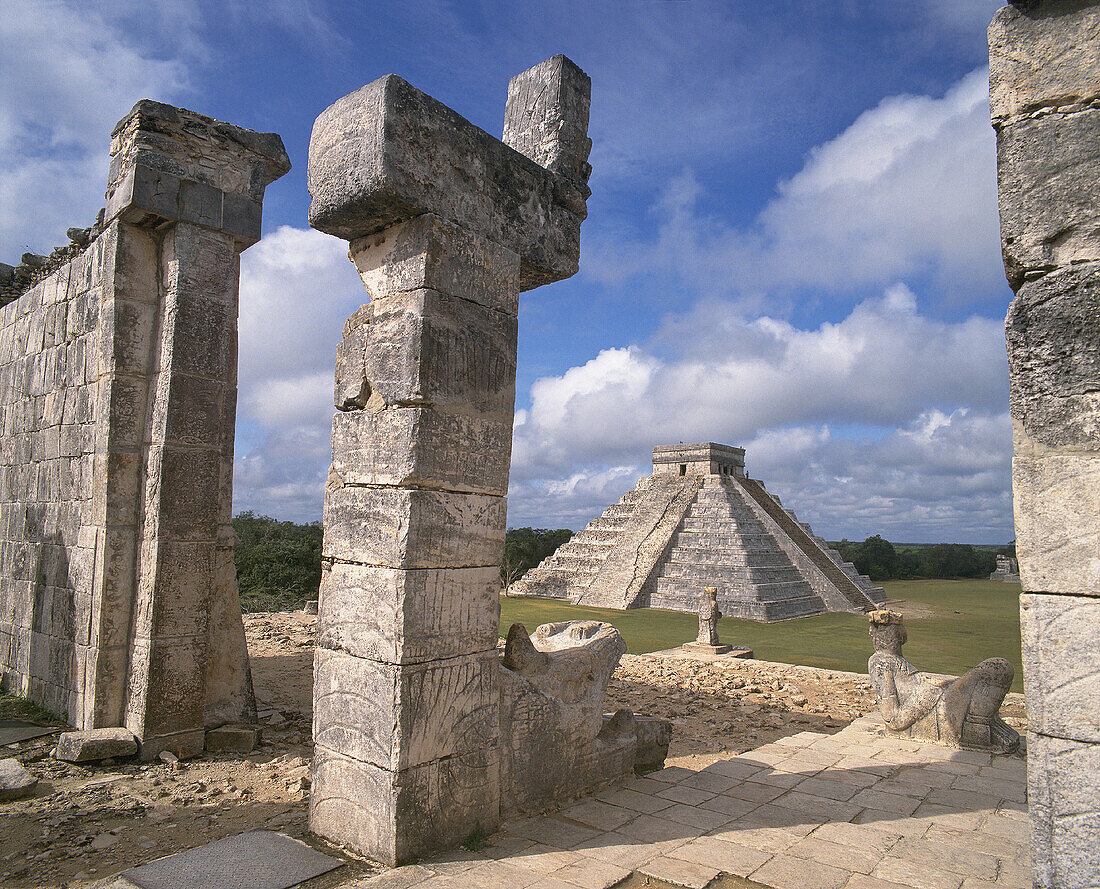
501,527 -> 573,592
859,535 -> 901,580
232,512 -> 323,612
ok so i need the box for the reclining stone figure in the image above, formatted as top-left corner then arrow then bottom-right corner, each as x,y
867,610 -> 1019,752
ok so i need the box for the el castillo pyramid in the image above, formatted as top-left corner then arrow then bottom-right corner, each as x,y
511,443 -> 887,621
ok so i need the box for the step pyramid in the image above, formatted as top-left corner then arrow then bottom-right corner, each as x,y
510,443 -> 886,621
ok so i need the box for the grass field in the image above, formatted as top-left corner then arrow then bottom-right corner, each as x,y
500,578 -> 1023,692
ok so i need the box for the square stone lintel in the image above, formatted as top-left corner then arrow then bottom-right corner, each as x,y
307,65 -> 589,290
105,100 -> 290,247
323,485 -> 506,570
312,646 -> 498,770
310,743 -> 500,867
349,214 -> 520,313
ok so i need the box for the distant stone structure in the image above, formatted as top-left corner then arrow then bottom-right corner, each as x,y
306,56 -> 665,866
512,443 -> 886,620
867,610 -> 1019,752
989,554 -> 1020,582
990,3 -> 1100,886
0,101 -> 289,758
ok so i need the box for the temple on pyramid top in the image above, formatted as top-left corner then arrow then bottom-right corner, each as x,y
511,442 -> 887,621
652,442 -> 745,478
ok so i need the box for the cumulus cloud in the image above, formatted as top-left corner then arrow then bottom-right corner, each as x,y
0,0 -> 194,256
508,287 -> 1012,542
586,68 -> 1004,304
233,226 -> 365,520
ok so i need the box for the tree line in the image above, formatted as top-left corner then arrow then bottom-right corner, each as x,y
230,514 -> 1011,613
833,535 -> 1014,581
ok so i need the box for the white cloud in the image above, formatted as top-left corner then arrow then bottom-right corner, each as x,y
586,68 -> 1004,304
233,225 -> 366,520
508,287 -> 1012,541
0,0 -> 194,255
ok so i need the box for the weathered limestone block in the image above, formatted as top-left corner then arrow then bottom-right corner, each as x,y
313,647 -> 498,769
317,563 -> 500,664
203,529 -> 257,730
55,727 -> 138,762
106,99 -> 290,248
1012,445 -> 1100,596
204,723 -> 260,754
310,743 -> 500,866
349,214 -> 520,313
867,611 -> 1019,752
1021,593 -> 1100,743
330,407 -> 513,496
503,55 -> 593,187
996,111 -> 1100,284
1026,732 -> 1100,889
1006,263 -> 1100,450
0,759 -> 38,801
334,287 -> 518,416
308,68 -> 589,290
989,1 -> 1100,123
322,485 -> 506,569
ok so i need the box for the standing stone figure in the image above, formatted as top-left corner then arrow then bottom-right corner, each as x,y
868,610 -> 1019,752
698,586 -> 722,646
681,587 -> 733,654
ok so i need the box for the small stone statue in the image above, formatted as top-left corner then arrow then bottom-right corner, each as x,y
698,586 -> 722,646
867,610 -> 1019,752
681,587 -> 737,655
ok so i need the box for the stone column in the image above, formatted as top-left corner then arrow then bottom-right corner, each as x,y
989,4 -> 1100,887
94,102 -> 290,757
306,56 -> 591,865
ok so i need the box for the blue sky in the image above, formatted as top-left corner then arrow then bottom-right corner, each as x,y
2,0 -> 1017,543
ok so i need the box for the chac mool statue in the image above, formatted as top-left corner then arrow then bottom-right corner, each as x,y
867,610 -> 1019,753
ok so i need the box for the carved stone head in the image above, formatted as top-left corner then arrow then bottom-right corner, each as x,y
868,609 -> 907,654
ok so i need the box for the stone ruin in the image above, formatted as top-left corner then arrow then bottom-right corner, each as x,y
990,553 -> 1021,582
867,610 -> 1020,753
0,101 -> 289,758
991,2 -> 1100,886
303,56 -> 667,865
512,442 -> 886,620
0,8 -> 1093,882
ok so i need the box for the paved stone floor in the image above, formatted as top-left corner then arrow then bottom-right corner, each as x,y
352,714 -> 1030,889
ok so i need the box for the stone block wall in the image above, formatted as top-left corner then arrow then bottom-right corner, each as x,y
990,2 -> 1100,886
0,242 -> 104,720
0,101 -> 289,758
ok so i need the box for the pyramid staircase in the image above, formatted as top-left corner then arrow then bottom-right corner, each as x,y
647,477 -> 828,620
508,474 -> 702,605
510,443 -> 885,621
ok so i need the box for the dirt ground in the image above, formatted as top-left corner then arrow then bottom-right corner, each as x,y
0,611 -> 1027,888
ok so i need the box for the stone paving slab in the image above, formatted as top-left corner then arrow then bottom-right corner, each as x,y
0,718 -> 59,746
122,830 -> 342,889
359,713 -> 1030,889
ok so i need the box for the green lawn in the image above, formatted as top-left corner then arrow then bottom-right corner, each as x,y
500,578 -> 1023,692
